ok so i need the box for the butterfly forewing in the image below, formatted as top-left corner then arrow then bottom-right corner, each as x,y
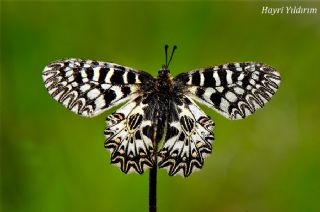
174,62 -> 281,120
42,58 -> 154,117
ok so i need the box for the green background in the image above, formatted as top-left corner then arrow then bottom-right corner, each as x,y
1,1 -> 320,212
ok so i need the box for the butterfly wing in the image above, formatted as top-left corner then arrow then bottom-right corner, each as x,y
173,62 -> 281,120
158,96 -> 214,177
42,58 -> 154,117
104,95 -> 156,174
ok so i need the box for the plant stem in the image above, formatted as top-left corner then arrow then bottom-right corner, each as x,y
149,164 -> 157,212
150,110 -> 159,212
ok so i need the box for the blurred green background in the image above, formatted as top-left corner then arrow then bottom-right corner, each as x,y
1,1 -> 320,212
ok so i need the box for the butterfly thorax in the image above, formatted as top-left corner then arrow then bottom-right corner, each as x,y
155,66 -> 173,93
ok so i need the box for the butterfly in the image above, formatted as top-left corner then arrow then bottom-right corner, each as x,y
42,45 -> 281,177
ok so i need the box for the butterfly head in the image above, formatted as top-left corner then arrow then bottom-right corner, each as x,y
158,45 -> 177,76
158,65 -> 170,76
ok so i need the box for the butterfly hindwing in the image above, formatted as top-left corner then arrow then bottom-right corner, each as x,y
42,58 -> 154,117
104,95 -> 156,174
174,62 -> 281,120
158,96 -> 214,177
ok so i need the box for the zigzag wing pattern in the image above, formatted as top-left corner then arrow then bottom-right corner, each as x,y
158,96 -> 214,177
104,96 -> 156,174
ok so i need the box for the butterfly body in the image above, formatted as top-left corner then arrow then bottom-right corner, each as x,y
43,56 -> 280,177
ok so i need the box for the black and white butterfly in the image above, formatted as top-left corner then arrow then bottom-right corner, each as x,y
42,45 -> 281,177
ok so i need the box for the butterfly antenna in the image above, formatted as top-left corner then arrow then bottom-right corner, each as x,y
164,44 -> 169,67
167,45 -> 177,67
